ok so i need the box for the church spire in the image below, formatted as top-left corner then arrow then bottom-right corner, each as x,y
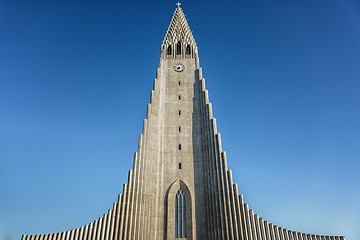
161,4 -> 197,58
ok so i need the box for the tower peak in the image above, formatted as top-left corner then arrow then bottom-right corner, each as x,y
161,6 -> 197,58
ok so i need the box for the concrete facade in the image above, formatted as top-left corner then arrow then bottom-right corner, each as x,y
22,6 -> 346,240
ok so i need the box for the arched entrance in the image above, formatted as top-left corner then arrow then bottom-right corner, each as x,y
165,180 -> 193,239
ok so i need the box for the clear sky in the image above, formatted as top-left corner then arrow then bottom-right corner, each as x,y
0,0 -> 359,239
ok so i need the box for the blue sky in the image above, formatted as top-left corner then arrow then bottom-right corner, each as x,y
0,0 -> 359,239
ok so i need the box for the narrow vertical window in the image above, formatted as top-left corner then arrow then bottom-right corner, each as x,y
175,194 -> 178,237
186,45 -> 191,54
167,45 -> 172,55
178,81 -> 181,86
178,126 -> 181,132
175,189 -> 186,238
177,41 -> 181,55
178,95 -> 181,101
178,110 -> 181,115
178,163 -> 182,169
178,144 -> 181,150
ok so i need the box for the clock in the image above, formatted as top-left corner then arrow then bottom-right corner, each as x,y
174,64 -> 185,72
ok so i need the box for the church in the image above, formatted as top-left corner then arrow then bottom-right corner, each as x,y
22,5 -> 345,240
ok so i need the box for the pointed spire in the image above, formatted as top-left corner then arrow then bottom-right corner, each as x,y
161,4 -> 197,58
162,5 -> 196,46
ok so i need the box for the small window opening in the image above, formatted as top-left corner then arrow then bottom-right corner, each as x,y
179,126 -> 181,132
177,41 -> 181,55
178,110 -> 181,115
178,95 -> 181,100
178,81 -> 181,86
178,144 -> 181,150
178,163 -> 182,169
186,45 -> 191,55
167,46 -> 172,55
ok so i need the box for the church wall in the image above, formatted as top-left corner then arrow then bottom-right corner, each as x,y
158,56 -> 202,239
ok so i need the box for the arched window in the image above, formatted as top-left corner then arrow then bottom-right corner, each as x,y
176,41 -> 181,55
186,45 -> 191,55
175,188 -> 186,238
167,46 -> 172,55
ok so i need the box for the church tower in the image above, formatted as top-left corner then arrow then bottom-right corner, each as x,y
22,5 -> 345,240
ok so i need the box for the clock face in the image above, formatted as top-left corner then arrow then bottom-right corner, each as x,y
174,64 -> 185,72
